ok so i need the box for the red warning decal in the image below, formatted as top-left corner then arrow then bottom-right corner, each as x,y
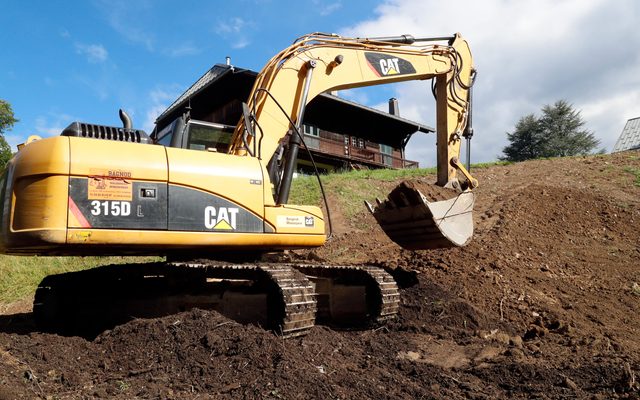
68,196 -> 91,228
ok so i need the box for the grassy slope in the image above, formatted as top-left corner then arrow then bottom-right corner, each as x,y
289,161 -> 510,220
0,256 -> 159,304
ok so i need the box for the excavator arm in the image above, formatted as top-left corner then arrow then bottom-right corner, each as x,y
230,32 -> 477,192
228,32 -> 478,250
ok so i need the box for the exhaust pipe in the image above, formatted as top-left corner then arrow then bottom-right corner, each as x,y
119,109 -> 132,130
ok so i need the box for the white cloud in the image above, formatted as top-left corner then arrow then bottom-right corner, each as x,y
4,133 -> 24,152
216,17 -> 247,34
339,88 -> 371,105
312,0 -> 342,16
75,43 -> 109,63
143,104 -> 169,133
341,0 -> 640,165
34,113 -> 75,137
149,87 -> 177,104
73,74 -> 110,100
215,17 -> 253,49
581,89 -> 640,151
95,0 -> 155,51
164,42 -> 201,57
231,39 -> 250,50
142,85 -> 183,132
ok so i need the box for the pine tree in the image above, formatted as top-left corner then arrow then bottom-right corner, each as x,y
501,100 -> 600,161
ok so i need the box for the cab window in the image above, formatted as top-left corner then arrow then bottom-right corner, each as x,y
156,119 -> 177,146
187,121 -> 234,153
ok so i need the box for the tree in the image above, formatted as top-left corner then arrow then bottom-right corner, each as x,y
501,114 -> 545,162
0,99 -> 18,169
0,136 -> 11,168
0,99 -> 18,135
501,100 -> 600,162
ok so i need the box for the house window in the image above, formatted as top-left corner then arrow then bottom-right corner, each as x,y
357,138 -> 364,148
351,137 -> 357,146
303,124 -> 319,137
380,144 -> 393,166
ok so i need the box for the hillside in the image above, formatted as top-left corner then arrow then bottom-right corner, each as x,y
1,151 -> 639,399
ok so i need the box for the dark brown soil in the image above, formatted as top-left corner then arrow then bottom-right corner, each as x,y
1,151 -> 639,399
388,178 -> 461,203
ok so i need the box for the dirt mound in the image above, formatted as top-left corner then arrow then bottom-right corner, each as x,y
387,179 -> 461,203
1,151 -> 639,399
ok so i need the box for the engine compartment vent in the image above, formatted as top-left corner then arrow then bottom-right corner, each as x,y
62,122 -> 152,144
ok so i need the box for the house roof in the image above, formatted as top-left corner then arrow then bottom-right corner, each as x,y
155,64 -> 434,148
612,117 -> 640,152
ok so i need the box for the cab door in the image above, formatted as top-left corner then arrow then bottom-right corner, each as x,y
165,122 -> 266,234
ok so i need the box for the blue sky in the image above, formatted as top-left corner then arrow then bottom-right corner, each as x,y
1,0 -> 376,145
2,0 -> 639,166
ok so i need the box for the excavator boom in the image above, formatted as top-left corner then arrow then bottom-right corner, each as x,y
230,32 -> 477,249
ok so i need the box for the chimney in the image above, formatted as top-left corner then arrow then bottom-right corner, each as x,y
388,98 -> 400,116
225,56 -> 231,66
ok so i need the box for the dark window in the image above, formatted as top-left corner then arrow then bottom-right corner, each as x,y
156,119 -> 177,146
380,144 -> 393,166
186,121 -> 235,153
303,124 -> 319,137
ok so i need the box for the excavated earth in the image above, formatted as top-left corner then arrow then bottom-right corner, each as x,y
1,151 -> 639,399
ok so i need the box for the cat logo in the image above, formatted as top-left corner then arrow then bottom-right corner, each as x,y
204,206 -> 239,230
379,58 -> 400,75
365,52 -> 416,77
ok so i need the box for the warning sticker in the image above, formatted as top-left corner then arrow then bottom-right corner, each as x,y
277,215 -> 312,228
88,178 -> 133,201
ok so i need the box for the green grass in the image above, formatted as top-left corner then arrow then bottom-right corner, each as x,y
0,255 -> 159,304
290,161 -> 509,219
290,169 -> 421,220
624,167 -> 640,187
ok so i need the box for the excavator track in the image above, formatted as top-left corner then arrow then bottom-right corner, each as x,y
33,261 -> 398,338
172,262 -> 317,337
288,264 -> 400,326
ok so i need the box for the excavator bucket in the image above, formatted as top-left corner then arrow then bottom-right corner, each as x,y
367,181 -> 474,250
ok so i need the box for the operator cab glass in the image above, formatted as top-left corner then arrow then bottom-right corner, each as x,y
154,118 -> 234,153
156,119 -> 177,147
186,120 -> 234,153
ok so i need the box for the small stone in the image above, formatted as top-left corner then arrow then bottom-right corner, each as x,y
404,351 -> 421,361
564,376 -> 579,391
505,348 -> 525,360
510,336 -> 524,348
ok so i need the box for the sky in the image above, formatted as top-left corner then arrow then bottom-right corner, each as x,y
1,0 -> 639,167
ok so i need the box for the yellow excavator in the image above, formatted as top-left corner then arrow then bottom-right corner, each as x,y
0,32 -> 477,337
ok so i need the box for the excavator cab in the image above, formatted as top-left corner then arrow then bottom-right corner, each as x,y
153,116 -> 235,153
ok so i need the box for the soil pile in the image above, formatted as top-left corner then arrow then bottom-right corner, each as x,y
1,151 -> 639,399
